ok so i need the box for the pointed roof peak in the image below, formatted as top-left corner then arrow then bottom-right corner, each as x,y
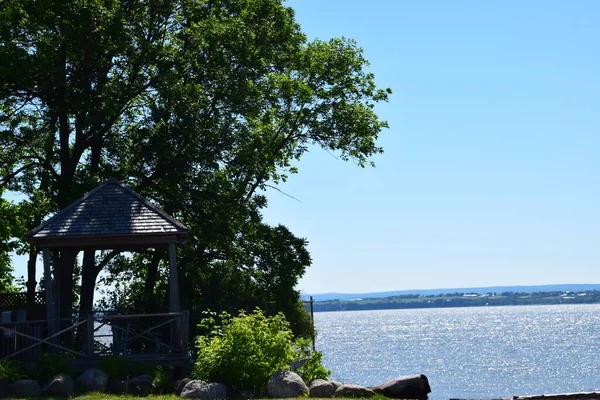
27,179 -> 188,249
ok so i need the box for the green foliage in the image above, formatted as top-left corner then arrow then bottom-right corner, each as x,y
285,300 -> 315,340
295,338 -> 331,384
0,359 -> 25,382
193,309 -> 298,391
97,356 -> 154,380
0,0 -> 390,332
0,193 -> 24,292
152,365 -> 174,395
30,352 -> 74,382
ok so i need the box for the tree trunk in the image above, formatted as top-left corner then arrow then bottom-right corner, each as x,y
79,250 -> 96,316
26,247 -> 38,306
143,250 -> 162,310
76,250 -> 97,350
55,250 -> 78,319
49,249 -> 76,346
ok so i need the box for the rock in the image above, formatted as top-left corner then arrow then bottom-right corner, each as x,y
180,380 -> 227,399
107,379 -> 128,394
175,378 -> 192,395
330,381 -> 342,390
371,374 -> 431,399
129,374 -> 155,396
76,368 -> 109,392
8,379 -> 42,398
309,379 -> 336,398
180,380 -> 206,399
334,383 -> 376,398
267,371 -> 309,398
43,373 -> 74,396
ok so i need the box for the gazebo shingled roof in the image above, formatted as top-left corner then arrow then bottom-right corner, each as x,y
26,178 -> 188,249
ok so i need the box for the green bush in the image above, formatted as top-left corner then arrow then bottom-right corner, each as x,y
0,359 -> 25,382
295,338 -> 331,384
192,309 -> 298,391
32,352 -> 75,382
153,365 -> 174,394
97,355 -> 154,380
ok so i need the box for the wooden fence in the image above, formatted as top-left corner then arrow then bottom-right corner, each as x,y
0,311 -> 190,368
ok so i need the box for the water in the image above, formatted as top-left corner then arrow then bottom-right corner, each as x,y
313,304 -> 600,400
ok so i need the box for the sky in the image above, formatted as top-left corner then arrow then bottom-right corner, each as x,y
8,1 -> 600,295
259,0 -> 600,294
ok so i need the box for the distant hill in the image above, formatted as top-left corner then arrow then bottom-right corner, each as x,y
302,284 -> 600,302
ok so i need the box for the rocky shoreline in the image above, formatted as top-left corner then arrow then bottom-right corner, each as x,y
0,369 -> 432,399
3,369 -> 597,399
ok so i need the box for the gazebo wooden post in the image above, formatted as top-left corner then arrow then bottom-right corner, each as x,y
42,249 -> 58,339
168,242 -> 183,352
169,242 -> 181,313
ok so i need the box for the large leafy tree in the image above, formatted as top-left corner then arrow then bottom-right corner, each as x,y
0,0 -> 390,333
0,191 -> 22,293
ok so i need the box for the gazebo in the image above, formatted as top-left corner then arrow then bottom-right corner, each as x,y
1,179 -> 190,365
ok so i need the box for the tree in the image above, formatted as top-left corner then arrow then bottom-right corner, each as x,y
0,192 -> 20,292
0,0 -> 390,333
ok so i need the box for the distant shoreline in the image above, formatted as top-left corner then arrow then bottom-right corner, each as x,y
311,289 -> 600,312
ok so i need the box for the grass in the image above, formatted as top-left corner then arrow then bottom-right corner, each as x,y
42,395 -> 181,400
40,396 -> 386,400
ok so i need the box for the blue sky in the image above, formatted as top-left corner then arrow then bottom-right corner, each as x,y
259,0 -> 600,293
9,1 -> 600,295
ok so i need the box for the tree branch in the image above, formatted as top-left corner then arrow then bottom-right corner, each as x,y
0,162 -> 39,189
264,184 -> 302,203
93,250 -> 120,276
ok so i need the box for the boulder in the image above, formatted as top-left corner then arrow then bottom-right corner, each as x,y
334,383 -> 376,398
43,373 -> 74,396
371,374 -> 431,399
129,374 -> 155,396
180,380 -> 227,399
107,379 -> 128,394
175,378 -> 192,395
76,368 -> 109,392
309,379 -> 336,398
267,371 -> 309,398
8,379 -> 41,398
330,381 -> 342,391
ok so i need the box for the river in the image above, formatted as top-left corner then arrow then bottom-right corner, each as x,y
313,304 -> 600,400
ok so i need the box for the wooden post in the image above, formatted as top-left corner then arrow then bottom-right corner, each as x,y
42,249 -> 57,337
169,242 -> 182,356
87,313 -> 95,357
169,242 -> 181,312
51,250 -> 61,318
310,296 -> 315,351
181,310 -> 189,354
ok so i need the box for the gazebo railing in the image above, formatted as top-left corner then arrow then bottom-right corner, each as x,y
0,311 -> 189,364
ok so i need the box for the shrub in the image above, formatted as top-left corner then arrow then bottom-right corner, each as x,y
97,355 -> 154,380
295,338 -> 331,384
31,352 -> 74,382
0,359 -> 25,382
192,309 -> 297,391
284,300 -> 316,340
153,365 -> 174,394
